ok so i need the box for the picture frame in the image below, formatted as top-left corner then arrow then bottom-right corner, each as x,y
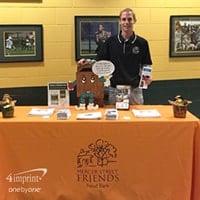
169,15 -> 200,57
0,24 -> 43,62
75,16 -> 120,60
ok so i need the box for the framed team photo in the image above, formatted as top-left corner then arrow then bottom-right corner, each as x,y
75,16 -> 120,60
169,15 -> 200,57
0,24 -> 43,62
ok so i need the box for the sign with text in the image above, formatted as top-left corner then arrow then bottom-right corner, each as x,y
92,60 -> 115,76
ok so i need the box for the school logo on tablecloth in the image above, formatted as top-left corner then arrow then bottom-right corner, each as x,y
76,139 -> 119,188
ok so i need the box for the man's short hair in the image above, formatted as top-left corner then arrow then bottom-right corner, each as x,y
119,8 -> 137,22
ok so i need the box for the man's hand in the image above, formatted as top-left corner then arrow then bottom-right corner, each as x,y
144,76 -> 152,86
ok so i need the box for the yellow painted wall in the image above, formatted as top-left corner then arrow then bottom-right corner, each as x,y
0,0 -> 200,88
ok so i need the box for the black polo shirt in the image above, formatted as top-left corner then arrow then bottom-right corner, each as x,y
96,32 -> 152,87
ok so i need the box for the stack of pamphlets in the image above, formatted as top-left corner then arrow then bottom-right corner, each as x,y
76,112 -> 102,120
104,109 -> 119,120
132,109 -> 161,118
57,109 -> 71,120
28,108 -> 55,117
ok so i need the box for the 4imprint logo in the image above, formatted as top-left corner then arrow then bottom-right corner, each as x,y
6,168 -> 47,184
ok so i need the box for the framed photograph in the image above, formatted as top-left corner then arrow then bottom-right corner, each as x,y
169,15 -> 200,57
75,16 -> 120,60
0,24 -> 43,62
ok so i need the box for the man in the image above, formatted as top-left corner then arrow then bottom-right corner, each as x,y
95,24 -> 111,54
5,36 -> 14,55
78,8 -> 152,105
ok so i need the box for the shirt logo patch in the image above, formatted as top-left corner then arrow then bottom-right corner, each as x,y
132,46 -> 140,54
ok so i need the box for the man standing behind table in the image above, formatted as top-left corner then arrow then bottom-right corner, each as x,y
78,8 -> 153,105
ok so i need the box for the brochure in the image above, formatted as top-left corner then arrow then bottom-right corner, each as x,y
115,85 -> 130,110
48,82 -> 69,108
139,65 -> 152,89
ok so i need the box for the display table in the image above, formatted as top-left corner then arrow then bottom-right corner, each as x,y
0,105 -> 199,200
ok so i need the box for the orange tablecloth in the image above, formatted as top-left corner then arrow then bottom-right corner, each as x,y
191,120 -> 200,200
0,105 -> 199,200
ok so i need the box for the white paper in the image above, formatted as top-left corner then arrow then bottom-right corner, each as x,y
132,109 -> 161,118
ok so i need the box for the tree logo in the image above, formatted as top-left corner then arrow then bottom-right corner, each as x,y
76,139 -> 119,188
77,139 -> 117,168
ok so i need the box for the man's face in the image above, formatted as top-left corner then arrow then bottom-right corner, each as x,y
99,24 -> 104,31
119,11 -> 135,32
